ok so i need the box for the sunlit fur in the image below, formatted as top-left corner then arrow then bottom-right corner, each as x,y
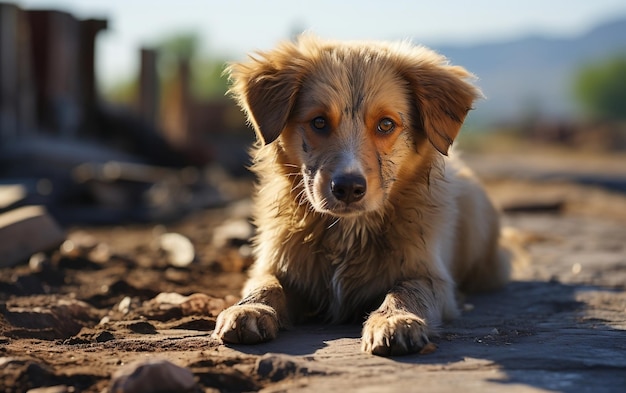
213,35 -> 513,356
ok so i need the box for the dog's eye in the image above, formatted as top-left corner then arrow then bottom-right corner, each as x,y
377,118 -> 395,134
311,117 -> 329,133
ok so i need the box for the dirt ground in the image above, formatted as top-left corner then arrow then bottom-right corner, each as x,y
1,150 -> 626,393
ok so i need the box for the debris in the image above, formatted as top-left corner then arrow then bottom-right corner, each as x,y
255,354 -> 301,382
159,232 -> 195,267
125,321 -> 157,335
109,359 -> 196,393
212,219 -> 253,248
0,205 -> 65,267
0,184 -> 27,209
145,292 -> 235,320
117,297 -> 133,314
28,252 -> 50,272
26,385 -> 71,393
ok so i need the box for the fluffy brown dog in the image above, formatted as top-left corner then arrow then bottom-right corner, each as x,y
213,35 -> 511,356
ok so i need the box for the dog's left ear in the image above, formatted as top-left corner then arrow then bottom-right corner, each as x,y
226,44 -> 304,145
403,56 -> 482,155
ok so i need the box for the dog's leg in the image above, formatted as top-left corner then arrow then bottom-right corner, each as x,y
212,274 -> 288,344
361,278 -> 453,356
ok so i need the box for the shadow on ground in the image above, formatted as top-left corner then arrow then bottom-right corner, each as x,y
225,280 -> 626,392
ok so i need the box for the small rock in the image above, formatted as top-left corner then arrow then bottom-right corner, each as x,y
26,385 -> 71,393
96,331 -> 116,342
29,252 -> 50,272
149,292 -> 231,318
153,292 -> 188,305
109,359 -> 196,393
99,316 -> 111,325
159,233 -> 195,267
117,297 -> 132,314
89,242 -> 112,264
255,353 -> 310,382
212,219 -> 253,248
0,184 -> 27,209
60,231 -> 99,258
0,205 -> 65,267
180,293 -> 225,317
126,321 -> 157,334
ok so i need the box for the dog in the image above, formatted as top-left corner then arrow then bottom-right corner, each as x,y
212,34 -> 512,356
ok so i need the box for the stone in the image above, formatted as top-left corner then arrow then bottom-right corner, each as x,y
109,359 -> 196,393
159,232 -> 195,267
0,206 -> 65,267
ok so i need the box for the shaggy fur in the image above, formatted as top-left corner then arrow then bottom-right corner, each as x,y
212,35 -> 512,356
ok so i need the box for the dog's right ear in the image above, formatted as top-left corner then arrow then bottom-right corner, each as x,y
226,44 -> 305,145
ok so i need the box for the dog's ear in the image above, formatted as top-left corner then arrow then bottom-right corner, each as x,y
226,45 -> 305,145
402,53 -> 482,155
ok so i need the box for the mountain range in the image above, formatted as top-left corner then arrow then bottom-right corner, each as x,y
424,18 -> 626,125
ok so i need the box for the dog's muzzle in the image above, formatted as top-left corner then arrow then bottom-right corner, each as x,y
330,173 -> 367,205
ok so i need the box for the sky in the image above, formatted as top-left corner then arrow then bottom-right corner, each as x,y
17,0 -> 626,88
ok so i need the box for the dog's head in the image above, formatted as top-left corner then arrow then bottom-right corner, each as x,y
228,35 -> 481,218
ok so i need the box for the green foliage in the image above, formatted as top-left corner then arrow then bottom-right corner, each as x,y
103,77 -> 137,105
575,56 -> 626,121
156,32 -> 229,100
158,32 -> 199,60
103,32 -> 229,104
191,58 -> 229,100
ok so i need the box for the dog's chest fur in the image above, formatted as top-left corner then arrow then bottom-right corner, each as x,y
251,147 -> 451,323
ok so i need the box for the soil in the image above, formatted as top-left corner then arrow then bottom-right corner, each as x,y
1,151 -> 626,393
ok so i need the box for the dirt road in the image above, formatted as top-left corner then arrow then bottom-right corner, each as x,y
1,152 -> 625,392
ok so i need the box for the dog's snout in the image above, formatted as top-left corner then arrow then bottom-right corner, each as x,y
331,174 -> 367,204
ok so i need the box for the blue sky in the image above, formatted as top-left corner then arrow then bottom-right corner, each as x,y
17,0 -> 626,88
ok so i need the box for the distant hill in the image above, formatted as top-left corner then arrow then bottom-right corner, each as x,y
426,18 -> 626,125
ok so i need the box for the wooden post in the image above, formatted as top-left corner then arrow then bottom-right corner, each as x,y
0,4 -> 20,142
139,48 -> 158,127
161,57 -> 191,149
79,18 -> 107,135
0,4 -> 36,142
28,10 -> 81,137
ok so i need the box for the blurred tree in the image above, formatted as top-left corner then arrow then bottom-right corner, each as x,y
191,57 -> 229,100
158,33 -> 198,62
157,32 -> 229,100
575,56 -> 626,121
103,77 -> 137,105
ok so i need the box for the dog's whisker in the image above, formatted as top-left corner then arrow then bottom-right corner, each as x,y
327,217 -> 341,230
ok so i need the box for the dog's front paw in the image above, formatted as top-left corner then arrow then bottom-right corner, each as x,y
361,312 -> 430,356
212,303 -> 279,344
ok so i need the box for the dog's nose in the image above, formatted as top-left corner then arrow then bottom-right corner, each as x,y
331,174 -> 366,204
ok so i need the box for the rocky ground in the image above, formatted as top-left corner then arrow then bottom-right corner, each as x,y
1,150 -> 625,393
